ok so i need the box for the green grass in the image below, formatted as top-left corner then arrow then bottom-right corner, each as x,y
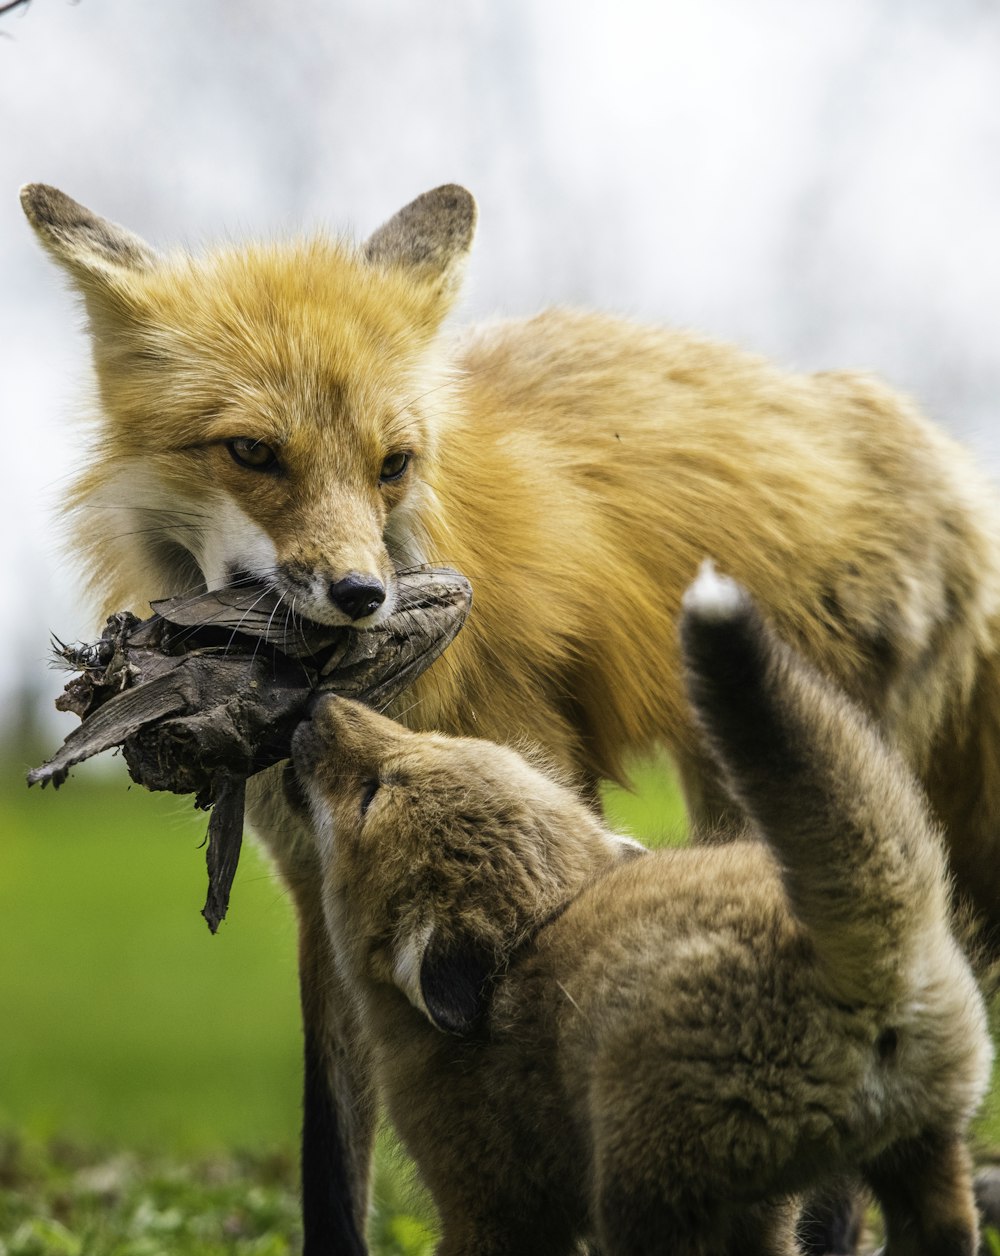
0,1137 -> 302,1256
0,1134 -> 440,1256
601,750 -> 689,847
1,755 -> 302,1153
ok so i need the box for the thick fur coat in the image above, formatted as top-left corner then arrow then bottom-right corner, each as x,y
292,569 -> 992,1256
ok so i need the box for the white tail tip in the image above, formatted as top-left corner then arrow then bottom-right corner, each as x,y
682,560 -> 747,621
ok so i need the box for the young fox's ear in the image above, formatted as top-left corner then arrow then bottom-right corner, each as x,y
20,184 -> 160,285
393,920 -> 495,1036
364,184 -> 477,301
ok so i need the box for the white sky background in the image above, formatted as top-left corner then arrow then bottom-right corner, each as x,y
2,0 -> 999,741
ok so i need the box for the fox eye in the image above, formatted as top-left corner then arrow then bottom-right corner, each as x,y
227,438 -> 279,472
360,779 -> 381,816
379,451 -> 410,483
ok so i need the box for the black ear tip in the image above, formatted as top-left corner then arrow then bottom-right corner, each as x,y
419,934 -> 494,1035
428,182 -> 473,201
20,182 -> 63,227
428,184 -> 477,222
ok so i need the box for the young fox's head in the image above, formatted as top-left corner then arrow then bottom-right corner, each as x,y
21,183 -> 477,626
292,696 -> 632,1033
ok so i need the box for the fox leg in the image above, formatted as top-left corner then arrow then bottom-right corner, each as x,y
794,1179 -> 866,1256
671,746 -> 741,840
248,770 -> 375,1255
595,1186 -> 796,1256
297,906 -> 375,1256
864,1132 -> 979,1256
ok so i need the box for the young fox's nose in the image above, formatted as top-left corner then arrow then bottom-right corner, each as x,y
329,573 -> 386,620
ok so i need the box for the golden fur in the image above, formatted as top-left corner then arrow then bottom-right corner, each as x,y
20,183 -> 1000,899
292,571 -> 991,1255
20,182 -> 1000,1250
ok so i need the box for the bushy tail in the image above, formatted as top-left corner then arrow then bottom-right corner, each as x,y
680,562 -> 951,1006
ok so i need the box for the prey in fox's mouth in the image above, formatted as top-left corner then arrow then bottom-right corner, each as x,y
29,567 -> 472,932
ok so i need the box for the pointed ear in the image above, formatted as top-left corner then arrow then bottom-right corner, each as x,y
393,920 -> 495,1036
364,184 -> 477,302
20,183 -> 160,286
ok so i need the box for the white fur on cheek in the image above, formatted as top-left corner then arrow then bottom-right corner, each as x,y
393,920 -> 433,1019
86,461 -> 210,596
87,463 -> 277,593
305,783 -> 336,866
384,486 -> 431,571
92,462 -> 182,524
198,497 -> 278,589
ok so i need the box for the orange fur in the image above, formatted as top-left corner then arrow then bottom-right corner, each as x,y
45,218 -> 1000,905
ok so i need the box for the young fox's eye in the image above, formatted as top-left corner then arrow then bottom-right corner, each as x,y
227,438 -> 279,472
379,451 -> 410,483
360,779 -> 381,816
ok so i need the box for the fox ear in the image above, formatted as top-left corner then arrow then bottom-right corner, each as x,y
393,920 -> 495,1035
364,184 -> 477,302
20,183 -> 160,286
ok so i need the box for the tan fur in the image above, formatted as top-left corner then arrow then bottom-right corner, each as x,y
20,182 -> 1000,1246
292,580 -> 991,1255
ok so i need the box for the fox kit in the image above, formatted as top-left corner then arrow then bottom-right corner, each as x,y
20,182 -> 1000,1253
291,567 -> 992,1256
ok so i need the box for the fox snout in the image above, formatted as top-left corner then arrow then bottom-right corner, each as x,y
184,488 -> 396,628
290,697 -> 349,792
328,572 -> 386,621
292,696 -> 399,782
271,551 -> 397,628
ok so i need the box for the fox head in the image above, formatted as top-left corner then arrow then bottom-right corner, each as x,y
21,182 -> 477,626
291,695 -> 635,1033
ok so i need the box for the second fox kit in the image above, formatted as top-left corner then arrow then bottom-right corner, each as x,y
20,182 -> 1000,1252
292,567 -> 992,1256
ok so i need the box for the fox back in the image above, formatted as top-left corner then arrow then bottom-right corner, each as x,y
21,181 -> 1000,906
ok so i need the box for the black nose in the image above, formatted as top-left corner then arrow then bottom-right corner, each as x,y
328,573 -> 386,620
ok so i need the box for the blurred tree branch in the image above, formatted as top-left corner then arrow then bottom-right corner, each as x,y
1,0 -> 78,33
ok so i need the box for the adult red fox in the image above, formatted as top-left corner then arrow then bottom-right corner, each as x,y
21,181 -> 1000,1254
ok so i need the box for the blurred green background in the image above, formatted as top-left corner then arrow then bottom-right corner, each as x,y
2,757 -> 301,1154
